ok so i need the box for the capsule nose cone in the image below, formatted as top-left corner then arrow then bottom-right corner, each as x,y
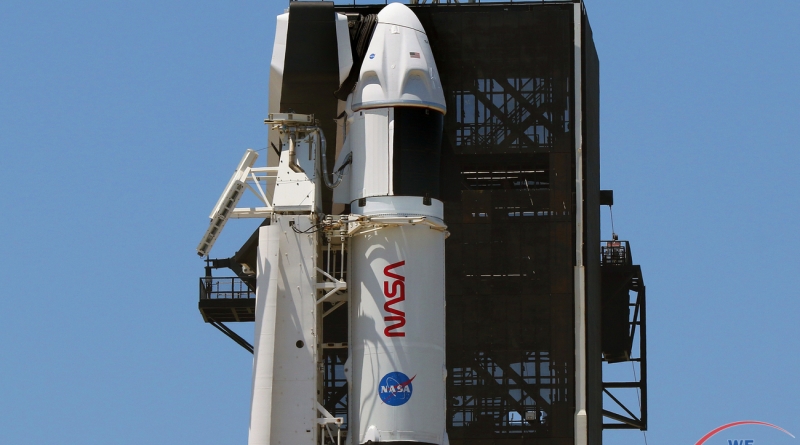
377,3 -> 426,34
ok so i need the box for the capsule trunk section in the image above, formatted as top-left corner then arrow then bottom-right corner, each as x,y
338,107 -> 443,203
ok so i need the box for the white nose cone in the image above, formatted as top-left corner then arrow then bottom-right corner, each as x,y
352,3 -> 446,113
378,2 -> 426,32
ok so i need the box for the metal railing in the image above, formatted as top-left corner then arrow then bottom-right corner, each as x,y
601,240 -> 631,266
199,277 -> 254,300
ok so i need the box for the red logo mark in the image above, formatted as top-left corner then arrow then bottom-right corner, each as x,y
383,261 -> 406,337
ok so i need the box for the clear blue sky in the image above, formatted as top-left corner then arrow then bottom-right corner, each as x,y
1,1 -> 798,444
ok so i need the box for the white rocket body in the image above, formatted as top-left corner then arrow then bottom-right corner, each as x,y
335,4 -> 448,445
245,3 -> 447,445
349,198 -> 446,445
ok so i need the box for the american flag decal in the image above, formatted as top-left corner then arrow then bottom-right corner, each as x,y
409,52 -> 420,58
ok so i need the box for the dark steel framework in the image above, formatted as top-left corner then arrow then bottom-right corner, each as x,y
600,241 -> 647,430
199,277 -> 255,321
198,258 -> 257,352
432,4 -> 578,442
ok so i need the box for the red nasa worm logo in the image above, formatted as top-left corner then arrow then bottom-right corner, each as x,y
383,260 -> 406,337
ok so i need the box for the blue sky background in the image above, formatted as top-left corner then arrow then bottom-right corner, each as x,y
1,1 -> 797,444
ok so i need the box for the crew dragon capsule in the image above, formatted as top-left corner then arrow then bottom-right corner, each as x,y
333,4 -> 448,445
200,3 -> 448,445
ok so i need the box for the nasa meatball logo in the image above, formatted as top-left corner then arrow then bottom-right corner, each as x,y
378,372 -> 415,406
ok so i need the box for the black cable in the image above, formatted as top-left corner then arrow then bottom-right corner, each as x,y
290,221 -> 325,234
609,205 -> 617,239
334,153 -> 353,175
